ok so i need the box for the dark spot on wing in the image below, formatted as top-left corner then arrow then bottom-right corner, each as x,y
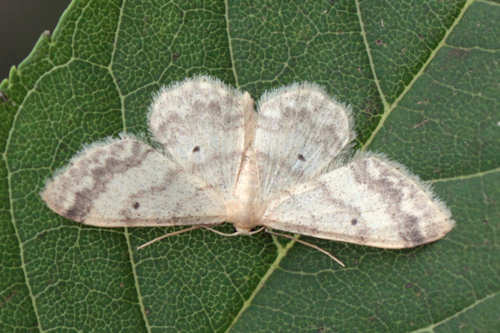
297,154 -> 306,162
192,146 -> 200,153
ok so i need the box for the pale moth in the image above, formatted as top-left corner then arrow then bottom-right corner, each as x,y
42,76 -> 455,266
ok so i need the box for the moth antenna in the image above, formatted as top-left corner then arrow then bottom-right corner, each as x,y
203,226 -> 265,236
265,229 -> 345,267
137,225 -> 203,250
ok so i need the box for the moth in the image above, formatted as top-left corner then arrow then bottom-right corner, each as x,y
42,76 -> 455,266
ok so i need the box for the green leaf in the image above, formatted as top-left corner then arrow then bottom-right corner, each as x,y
1,0 -> 498,332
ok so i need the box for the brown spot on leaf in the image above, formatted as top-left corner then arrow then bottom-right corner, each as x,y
0,291 -> 16,308
413,119 -> 429,129
0,92 -> 8,103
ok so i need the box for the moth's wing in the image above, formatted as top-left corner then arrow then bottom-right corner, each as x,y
254,83 -> 354,201
41,137 -> 227,227
149,76 -> 255,203
262,153 -> 455,248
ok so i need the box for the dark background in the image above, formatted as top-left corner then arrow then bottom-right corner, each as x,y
1,0 -> 70,80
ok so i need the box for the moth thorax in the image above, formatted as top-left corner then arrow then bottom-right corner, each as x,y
227,145 -> 263,233
225,199 -> 263,233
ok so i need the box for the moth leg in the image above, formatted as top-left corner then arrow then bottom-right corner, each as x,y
137,225 -> 205,249
203,225 -> 265,236
265,229 -> 345,267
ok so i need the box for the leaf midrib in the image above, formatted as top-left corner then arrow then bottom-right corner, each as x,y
361,0 -> 475,151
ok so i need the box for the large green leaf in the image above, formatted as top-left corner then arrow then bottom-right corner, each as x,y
1,0 -> 498,331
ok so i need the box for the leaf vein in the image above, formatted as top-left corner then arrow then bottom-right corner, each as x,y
410,291 -> 500,332
361,0 -> 475,151
224,0 -> 239,88
431,167 -> 500,183
224,235 -> 298,332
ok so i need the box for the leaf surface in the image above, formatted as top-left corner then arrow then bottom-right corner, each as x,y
1,0 -> 498,332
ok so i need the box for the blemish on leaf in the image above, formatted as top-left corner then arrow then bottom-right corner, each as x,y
0,92 -> 8,103
413,119 -> 429,129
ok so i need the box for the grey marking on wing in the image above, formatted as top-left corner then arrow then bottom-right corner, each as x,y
350,157 -> 428,246
317,180 -> 362,220
64,141 -> 156,221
